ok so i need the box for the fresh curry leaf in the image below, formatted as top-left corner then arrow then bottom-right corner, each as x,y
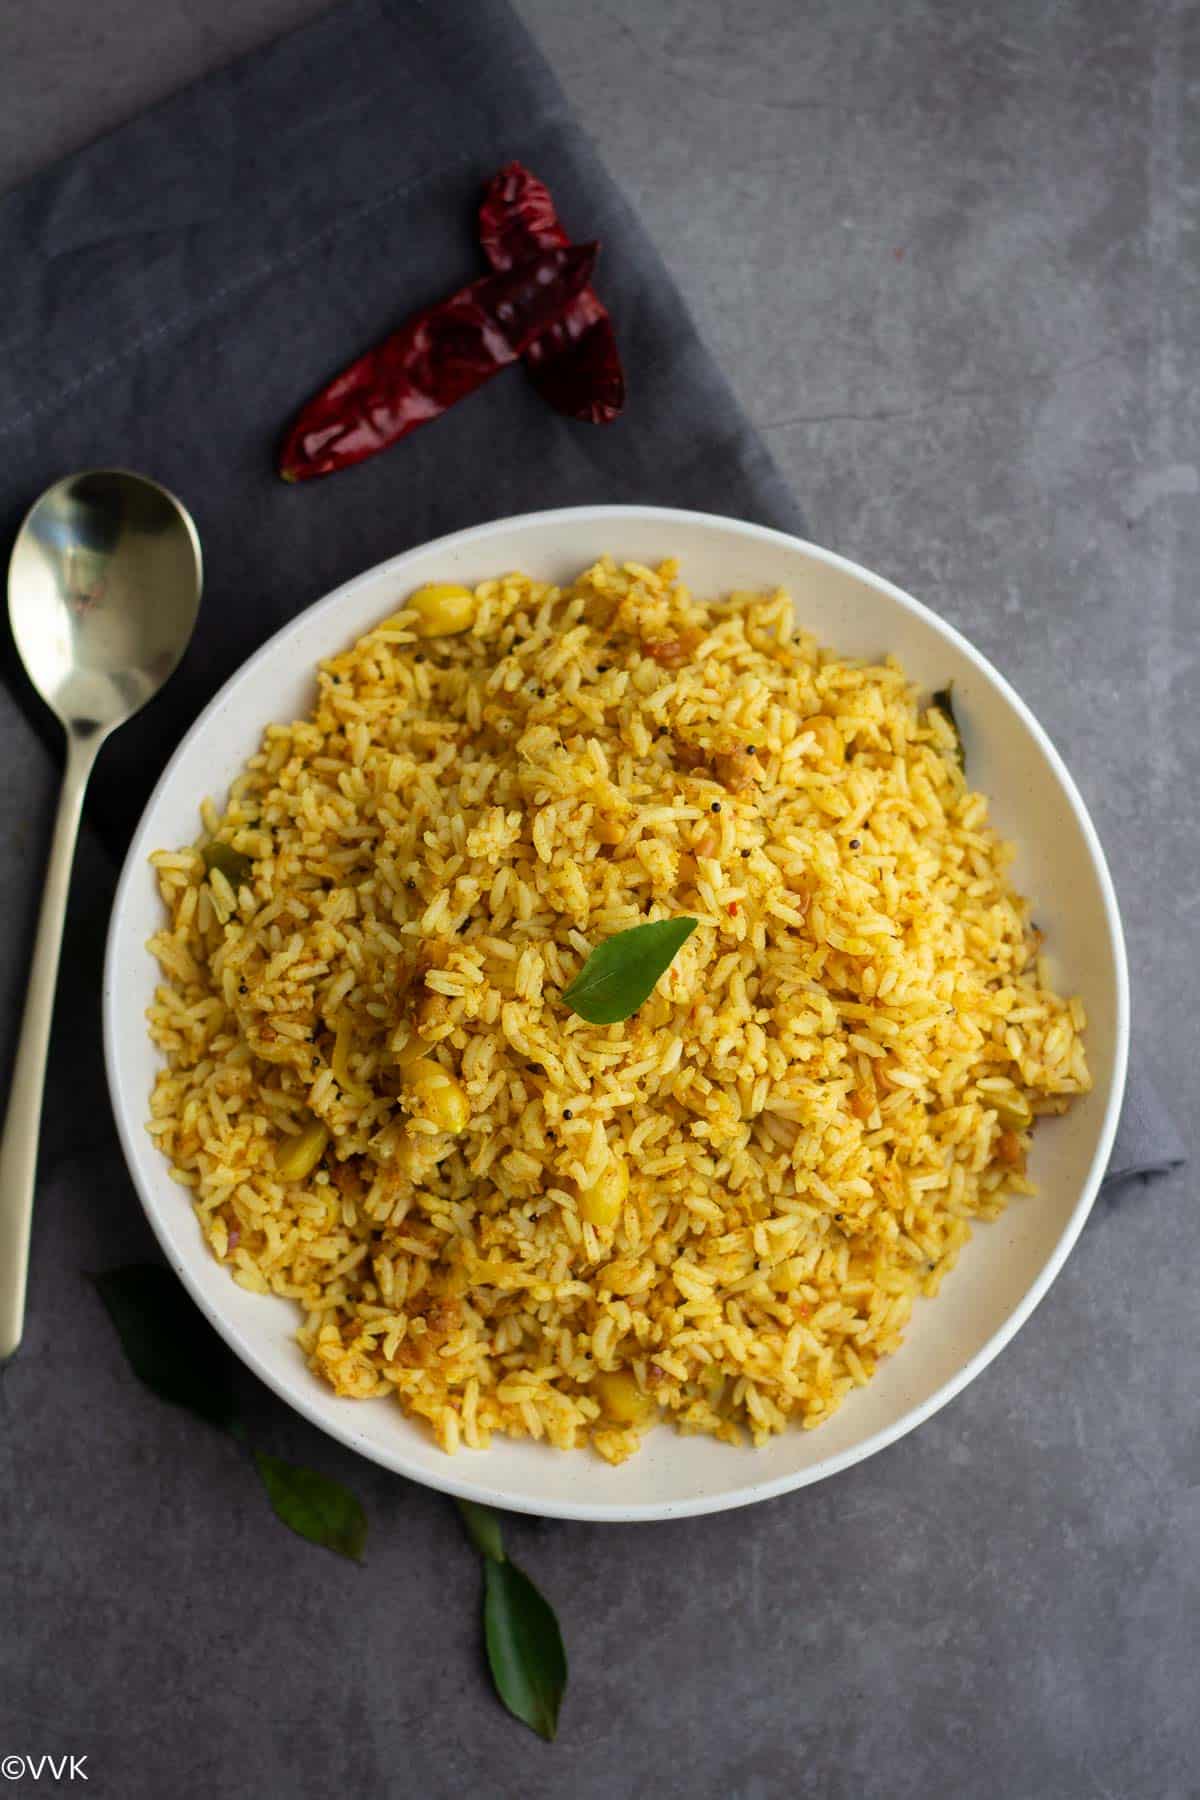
930,684 -> 965,771
91,1264 -> 239,1434
482,1555 -> 568,1741
457,1499 -> 567,1738
560,917 -> 698,1024
94,1265 -> 367,1564
202,840 -> 254,886
98,1267 -> 562,1732
457,1497 -> 507,1563
253,1451 -> 368,1562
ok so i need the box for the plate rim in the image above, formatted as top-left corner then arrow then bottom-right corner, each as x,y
102,503 -> 1130,1522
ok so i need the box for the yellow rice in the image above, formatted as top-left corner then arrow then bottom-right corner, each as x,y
145,557 -> 1089,1465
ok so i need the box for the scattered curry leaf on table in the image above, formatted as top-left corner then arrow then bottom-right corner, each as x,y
931,684 -> 966,771
90,1264 -> 239,1434
93,1262 -> 369,1560
456,1500 -> 568,1741
483,1557 -> 568,1742
560,917 -> 698,1025
457,1496 -> 507,1562
95,1265 -> 567,1738
253,1451 -> 368,1563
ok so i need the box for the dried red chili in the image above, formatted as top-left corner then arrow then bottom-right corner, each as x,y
278,242 -> 598,481
479,163 -> 624,425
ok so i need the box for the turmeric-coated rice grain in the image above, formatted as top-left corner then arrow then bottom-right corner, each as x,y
146,558 -> 1089,1463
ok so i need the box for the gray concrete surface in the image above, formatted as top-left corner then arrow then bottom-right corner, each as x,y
2,3 -> 1197,1796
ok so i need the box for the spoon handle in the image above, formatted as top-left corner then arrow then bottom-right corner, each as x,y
0,733 -> 97,1360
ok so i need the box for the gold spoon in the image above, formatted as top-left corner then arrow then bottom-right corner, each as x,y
1,470 -> 202,1358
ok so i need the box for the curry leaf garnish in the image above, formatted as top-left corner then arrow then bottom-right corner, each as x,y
91,1264 -> 240,1434
202,840 -> 254,886
560,917 -> 698,1024
931,684 -> 965,771
457,1499 -> 568,1741
253,1451 -> 368,1562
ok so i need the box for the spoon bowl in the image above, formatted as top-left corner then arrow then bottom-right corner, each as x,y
1,468 -> 202,1359
9,469 -> 202,741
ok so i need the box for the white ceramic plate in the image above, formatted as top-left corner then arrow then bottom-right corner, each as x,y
104,506 -> 1128,1522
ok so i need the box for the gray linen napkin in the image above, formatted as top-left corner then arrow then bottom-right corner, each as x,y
0,0 -> 1181,1190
